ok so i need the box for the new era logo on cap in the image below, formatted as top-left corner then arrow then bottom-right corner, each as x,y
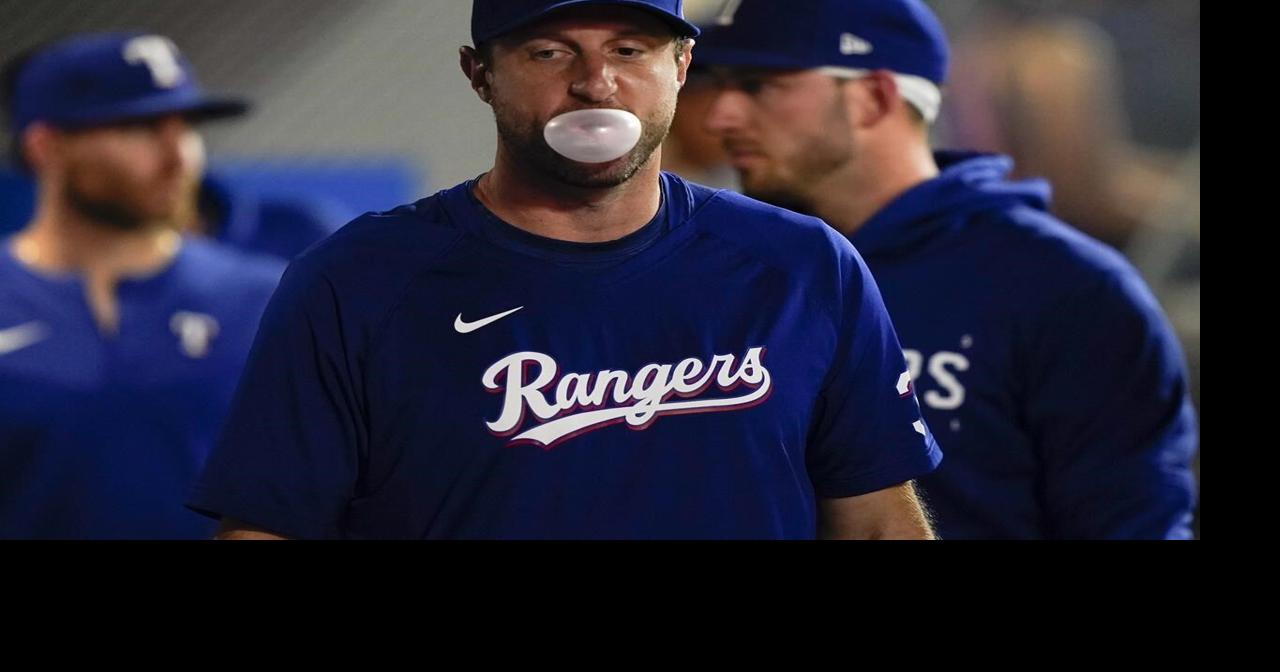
839,33 -> 873,56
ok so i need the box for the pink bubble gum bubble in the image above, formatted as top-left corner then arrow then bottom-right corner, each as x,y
543,109 -> 643,163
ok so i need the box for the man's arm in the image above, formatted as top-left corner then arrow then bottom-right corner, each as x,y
215,518 -> 290,540
819,481 -> 935,540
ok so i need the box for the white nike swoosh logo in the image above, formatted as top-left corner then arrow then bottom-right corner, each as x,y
0,321 -> 50,355
454,306 -> 524,334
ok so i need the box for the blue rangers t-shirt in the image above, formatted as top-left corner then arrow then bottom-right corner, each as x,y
190,172 -> 941,539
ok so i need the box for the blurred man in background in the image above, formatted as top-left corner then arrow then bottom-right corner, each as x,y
0,32 -> 283,538
696,0 -> 1197,538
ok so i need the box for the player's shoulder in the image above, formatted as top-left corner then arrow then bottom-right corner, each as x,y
967,204 -> 1168,338
170,237 -> 286,308
285,186 -> 469,290
182,237 -> 284,280
673,175 -> 858,280
976,202 -> 1147,297
0,239 -> 35,305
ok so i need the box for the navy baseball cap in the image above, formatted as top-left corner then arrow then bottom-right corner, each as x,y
8,32 -> 248,139
693,0 -> 949,120
471,0 -> 701,45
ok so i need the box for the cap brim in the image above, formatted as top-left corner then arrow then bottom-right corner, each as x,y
689,42 -> 817,71
55,92 -> 250,129
182,98 -> 251,122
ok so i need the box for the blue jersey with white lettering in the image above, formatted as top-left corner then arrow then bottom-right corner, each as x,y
190,173 -> 941,539
0,237 -> 283,539
849,151 -> 1197,539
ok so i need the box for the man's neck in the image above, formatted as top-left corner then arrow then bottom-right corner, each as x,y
809,139 -> 938,237
12,198 -> 182,334
476,148 -> 665,243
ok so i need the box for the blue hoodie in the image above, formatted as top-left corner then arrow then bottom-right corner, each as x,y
850,151 -> 1197,539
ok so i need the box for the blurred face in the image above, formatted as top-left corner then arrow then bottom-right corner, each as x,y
666,69 -> 730,167
53,114 -> 205,230
702,67 -> 854,211
477,6 -> 691,188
